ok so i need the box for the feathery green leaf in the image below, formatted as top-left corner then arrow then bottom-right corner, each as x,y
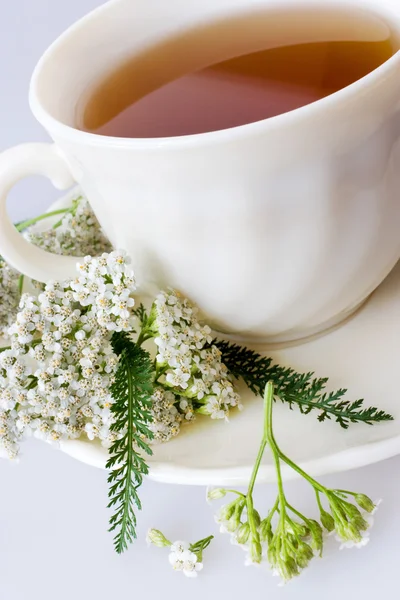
215,340 -> 393,428
106,331 -> 154,553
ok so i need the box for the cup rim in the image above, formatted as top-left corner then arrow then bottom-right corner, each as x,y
29,0 -> 400,150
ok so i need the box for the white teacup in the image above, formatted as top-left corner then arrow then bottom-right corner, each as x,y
1,0 -> 400,344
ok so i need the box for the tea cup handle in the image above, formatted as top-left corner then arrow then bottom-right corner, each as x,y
0,143 -> 81,283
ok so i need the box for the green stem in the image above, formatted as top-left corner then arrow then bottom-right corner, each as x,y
136,330 -> 154,348
286,502 -> 312,526
226,489 -> 246,498
334,489 -> 356,497
277,449 -> 327,493
263,496 -> 279,533
264,383 -> 287,522
315,490 -> 324,513
0,346 -> 11,353
136,332 -> 145,347
16,208 -> 69,232
18,274 -> 24,295
247,382 -> 272,497
154,363 -> 168,383
190,535 -> 214,561
245,382 -> 272,542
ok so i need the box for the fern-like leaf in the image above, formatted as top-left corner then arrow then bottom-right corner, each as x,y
106,331 -> 154,553
215,340 -> 393,429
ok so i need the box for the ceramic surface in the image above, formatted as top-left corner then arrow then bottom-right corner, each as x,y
1,1 -> 400,342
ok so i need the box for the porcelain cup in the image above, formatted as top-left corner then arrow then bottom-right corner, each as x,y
1,0 -> 400,343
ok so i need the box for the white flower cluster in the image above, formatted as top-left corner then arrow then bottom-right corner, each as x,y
0,196 -> 112,339
0,251 -> 135,459
0,259 -> 20,337
148,387 -> 182,443
24,197 -> 112,258
153,290 -> 242,420
146,529 -> 209,578
168,541 -> 203,578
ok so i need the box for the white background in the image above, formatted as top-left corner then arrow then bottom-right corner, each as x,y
0,1 -> 399,598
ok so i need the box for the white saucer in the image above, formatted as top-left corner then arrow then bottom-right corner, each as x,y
20,191 -> 400,484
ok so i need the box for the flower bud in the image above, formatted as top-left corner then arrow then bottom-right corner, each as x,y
308,520 -> 323,555
226,500 -> 245,532
280,556 -> 299,582
253,510 -> 261,528
289,520 -> 308,538
146,528 -> 171,548
296,541 -> 314,569
320,510 -> 335,532
236,522 -> 251,545
355,494 -> 375,513
342,503 -> 369,532
206,487 -> 227,502
248,535 -> 263,564
259,518 -> 273,543
218,499 -> 239,522
339,521 -> 363,544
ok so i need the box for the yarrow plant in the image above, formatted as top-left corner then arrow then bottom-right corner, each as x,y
23,196 -> 112,259
147,529 -> 213,577
0,250 -> 136,459
208,383 -> 381,583
0,193 -> 393,577
149,289 -> 242,421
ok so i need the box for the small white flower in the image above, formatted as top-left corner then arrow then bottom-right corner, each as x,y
168,547 -> 203,578
339,536 -> 370,550
170,540 -> 190,555
166,369 -> 191,390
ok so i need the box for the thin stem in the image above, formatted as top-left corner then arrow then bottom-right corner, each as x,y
16,208 -> 70,232
136,332 -> 145,347
154,363 -> 168,384
190,534 -> 214,560
245,382 -> 272,550
286,503 -> 312,526
136,330 -> 154,348
263,496 -> 279,531
226,489 -> 246,498
264,383 -> 286,512
277,449 -> 327,493
334,489 -> 356,496
0,346 -> 11,352
247,382 -> 272,498
315,490 -> 324,513
269,497 -> 279,519
18,275 -> 24,295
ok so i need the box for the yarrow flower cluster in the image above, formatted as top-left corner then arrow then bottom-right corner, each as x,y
0,196 -> 112,340
208,383 -> 380,584
0,259 -> 21,337
24,196 -> 112,258
0,251 -> 135,459
147,387 -> 183,443
147,528 -> 213,578
151,290 -> 242,420
0,247 -> 246,459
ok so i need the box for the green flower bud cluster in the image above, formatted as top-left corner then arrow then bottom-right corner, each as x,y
207,383 -> 380,584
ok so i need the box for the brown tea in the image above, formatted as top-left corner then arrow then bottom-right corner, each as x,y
79,8 -> 396,138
